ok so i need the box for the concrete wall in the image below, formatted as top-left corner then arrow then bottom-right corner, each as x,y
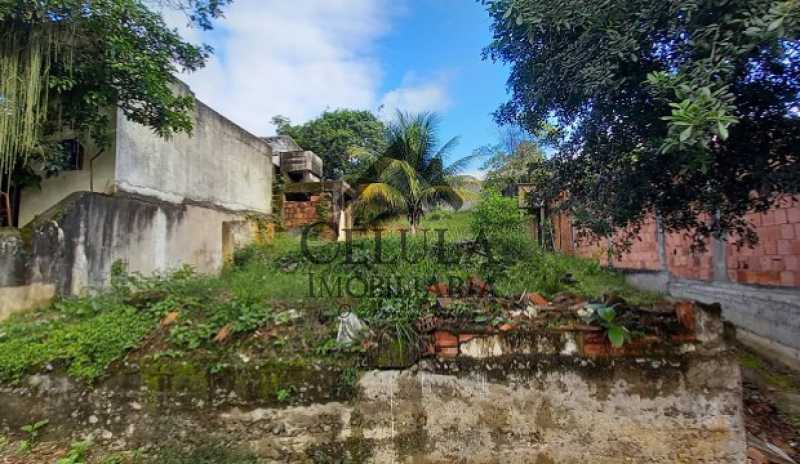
18,130 -> 117,227
115,90 -> 273,214
0,192 -> 261,321
0,229 -> 55,319
0,349 -> 745,462
29,192 -> 256,296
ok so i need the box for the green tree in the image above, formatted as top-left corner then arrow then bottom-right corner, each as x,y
477,126 -> 548,193
355,112 -> 476,233
483,0 -> 800,248
272,109 -> 387,181
0,0 -> 228,192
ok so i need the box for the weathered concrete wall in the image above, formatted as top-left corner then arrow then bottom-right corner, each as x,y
115,86 -> 273,214
667,278 -> 800,370
18,130 -> 117,227
24,192 -> 255,296
0,229 -> 56,319
0,354 -> 745,463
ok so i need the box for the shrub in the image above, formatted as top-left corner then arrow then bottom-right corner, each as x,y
470,190 -> 526,239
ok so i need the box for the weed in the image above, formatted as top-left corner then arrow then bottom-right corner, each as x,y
56,440 -> 92,464
151,444 -> 259,464
581,304 -> 631,348
19,419 -> 48,452
276,386 -> 295,402
340,367 -> 359,388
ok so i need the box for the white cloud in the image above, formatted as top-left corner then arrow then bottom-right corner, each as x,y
164,1 -> 451,136
165,0 -> 397,136
378,72 -> 452,119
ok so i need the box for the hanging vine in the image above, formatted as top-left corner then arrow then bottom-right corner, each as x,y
0,5 -> 76,187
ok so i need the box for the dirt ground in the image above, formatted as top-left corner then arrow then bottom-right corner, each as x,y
738,344 -> 800,464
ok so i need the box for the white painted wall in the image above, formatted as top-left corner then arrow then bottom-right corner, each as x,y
114,99 -> 273,214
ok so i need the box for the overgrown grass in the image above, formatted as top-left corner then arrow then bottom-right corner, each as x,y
0,208 -> 659,384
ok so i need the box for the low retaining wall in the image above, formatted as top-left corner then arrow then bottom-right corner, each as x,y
0,192 -> 265,320
621,270 -> 800,370
0,356 -> 745,463
0,304 -> 746,463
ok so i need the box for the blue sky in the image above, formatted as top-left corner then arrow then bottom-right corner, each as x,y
168,0 -> 510,177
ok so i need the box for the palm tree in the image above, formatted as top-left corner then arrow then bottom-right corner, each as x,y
355,112 -> 477,234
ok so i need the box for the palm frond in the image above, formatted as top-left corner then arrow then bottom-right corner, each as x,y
420,185 -> 464,211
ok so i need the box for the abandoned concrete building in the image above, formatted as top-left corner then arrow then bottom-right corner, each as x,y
0,83 -> 351,319
264,135 -> 354,239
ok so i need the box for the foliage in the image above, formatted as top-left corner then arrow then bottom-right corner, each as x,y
470,189 -> 526,239
273,109 -> 387,181
483,0 -> 800,249
19,419 -> 48,452
1,0 -> 227,190
56,440 -> 92,464
476,125 -> 548,193
0,211 -> 660,383
354,111 -> 477,232
583,304 -> 631,348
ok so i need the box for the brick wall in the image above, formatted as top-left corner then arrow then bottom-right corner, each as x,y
282,197 -> 320,230
567,197 -> 800,288
727,197 -> 800,287
574,217 -> 663,271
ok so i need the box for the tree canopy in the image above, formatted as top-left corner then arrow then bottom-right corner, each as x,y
476,125 -> 547,194
0,0 -> 229,189
272,110 -> 387,182
483,0 -> 800,248
354,112 -> 476,232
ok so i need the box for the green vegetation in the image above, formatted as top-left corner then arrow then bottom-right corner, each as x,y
355,111 -> 478,232
18,419 -> 48,453
0,207 -> 658,384
1,0 -> 228,197
484,0 -> 800,248
56,440 -> 92,464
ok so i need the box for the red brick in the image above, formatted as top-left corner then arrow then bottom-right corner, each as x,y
778,240 -> 792,255
755,271 -> 781,286
674,302 -> 696,332
762,211 -> 775,226
434,330 -> 458,348
788,207 -> 800,223
793,240 -> 800,255
437,347 -> 459,358
761,226 -> 782,242
765,241 -> 778,255
775,209 -> 789,224
786,256 -> 799,271
781,224 -> 796,240
582,341 -> 609,358
781,271 -> 795,286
